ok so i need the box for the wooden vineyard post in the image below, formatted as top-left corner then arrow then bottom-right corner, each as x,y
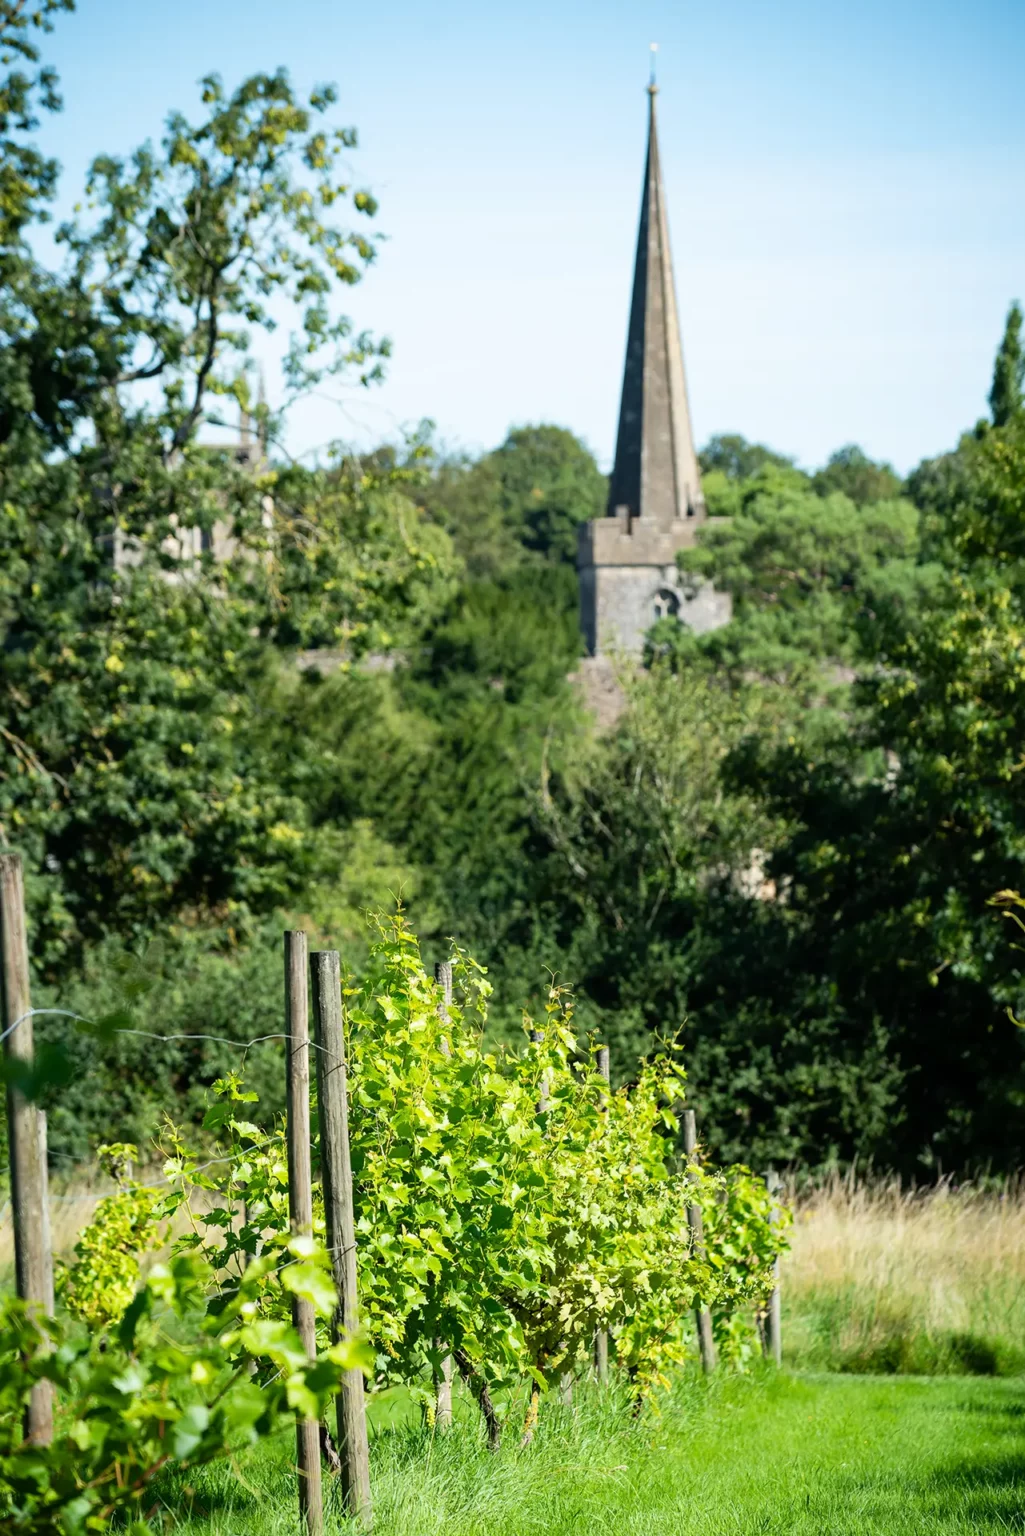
593,1045 -> 610,1383
37,1111 -> 54,1315
432,961 -> 454,1431
683,1109 -> 717,1376
530,1028 -> 552,1114
311,949 -> 373,1526
529,1027 -> 565,1400
0,853 -> 54,1444
284,931 -> 324,1536
434,960 -> 453,1036
765,1168 -> 783,1366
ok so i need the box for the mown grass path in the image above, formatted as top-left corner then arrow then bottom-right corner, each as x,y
160,1372 -> 1025,1535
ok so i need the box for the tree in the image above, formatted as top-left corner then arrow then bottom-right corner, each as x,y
811,445 -> 903,505
0,18 -> 461,965
697,436 -> 802,518
497,663 -> 905,1167
0,0 -> 74,253
415,448 -> 515,580
671,476 -> 923,698
698,433 -> 795,481
264,454 -> 460,654
488,424 -> 607,566
419,424 -> 606,576
268,561 -> 585,995
713,416 -> 1025,1169
989,301 -> 1024,427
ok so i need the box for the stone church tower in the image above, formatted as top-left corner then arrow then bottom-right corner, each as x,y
578,81 -> 730,656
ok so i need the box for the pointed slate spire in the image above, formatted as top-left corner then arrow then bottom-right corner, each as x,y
607,81 -> 705,526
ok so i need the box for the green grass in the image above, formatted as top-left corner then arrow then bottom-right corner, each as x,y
156,1370 -> 1025,1535
782,1177 -> 1025,1379
787,1290 -> 1025,1376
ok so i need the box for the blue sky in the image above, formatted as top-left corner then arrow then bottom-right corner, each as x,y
36,0 -> 1025,472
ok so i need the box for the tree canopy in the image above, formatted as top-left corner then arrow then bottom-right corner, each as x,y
7,2 -> 1025,1179
989,301 -> 1024,428
811,444 -> 903,505
417,423 -> 607,577
0,13 -> 453,964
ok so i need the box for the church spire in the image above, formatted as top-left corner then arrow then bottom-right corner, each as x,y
606,74 -> 705,526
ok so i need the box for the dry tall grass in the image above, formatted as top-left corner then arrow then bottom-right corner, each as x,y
784,1173 -> 1025,1373
0,1185 -> 114,1273
0,1170 -> 224,1276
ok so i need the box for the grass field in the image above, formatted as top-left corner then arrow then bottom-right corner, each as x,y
6,1176 -> 1025,1529
784,1175 -> 1025,1375
155,1370 -> 1025,1535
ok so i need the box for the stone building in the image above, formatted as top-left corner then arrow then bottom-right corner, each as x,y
112,404 -> 269,574
578,82 -> 730,656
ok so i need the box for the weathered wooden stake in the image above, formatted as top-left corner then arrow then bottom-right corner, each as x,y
284,931 -> 324,1536
683,1109 -> 717,1375
432,960 -> 454,1431
593,1045 -> 610,1383
311,949 -> 372,1525
530,1029 -> 552,1114
434,960 -> 452,1036
765,1167 -> 783,1366
37,1111 -> 54,1316
0,853 -> 53,1445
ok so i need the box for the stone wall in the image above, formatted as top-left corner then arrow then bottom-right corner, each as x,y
580,560 -> 731,656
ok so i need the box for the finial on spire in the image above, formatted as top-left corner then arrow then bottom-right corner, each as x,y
648,42 -> 659,94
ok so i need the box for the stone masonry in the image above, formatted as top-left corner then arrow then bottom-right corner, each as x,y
578,82 -> 730,656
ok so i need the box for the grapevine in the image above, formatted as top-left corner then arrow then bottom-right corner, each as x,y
0,911 -> 789,1529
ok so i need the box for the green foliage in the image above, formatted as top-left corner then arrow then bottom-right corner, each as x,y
264,455 -> 460,654
0,51 -> 459,968
2,567 -> 301,961
59,1144 -> 165,1328
487,425 -> 608,566
514,661 -> 904,1166
699,434 -> 796,482
63,68 -> 384,431
699,437 -> 901,514
0,0 -> 73,251
989,300 -> 1024,428
698,460 -> 809,519
536,664 -> 781,947
259,562 -> 584,998
675,481 -> 921,694
155,914 -> 786,1415
0,1251 -> 364,1535
27,828 -> 421,1165
405,564 -> 581,707
811,444 -> 903,505
702,415 -> 1025,1168
414,449 -> 513,579
418,424 -> 606,577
